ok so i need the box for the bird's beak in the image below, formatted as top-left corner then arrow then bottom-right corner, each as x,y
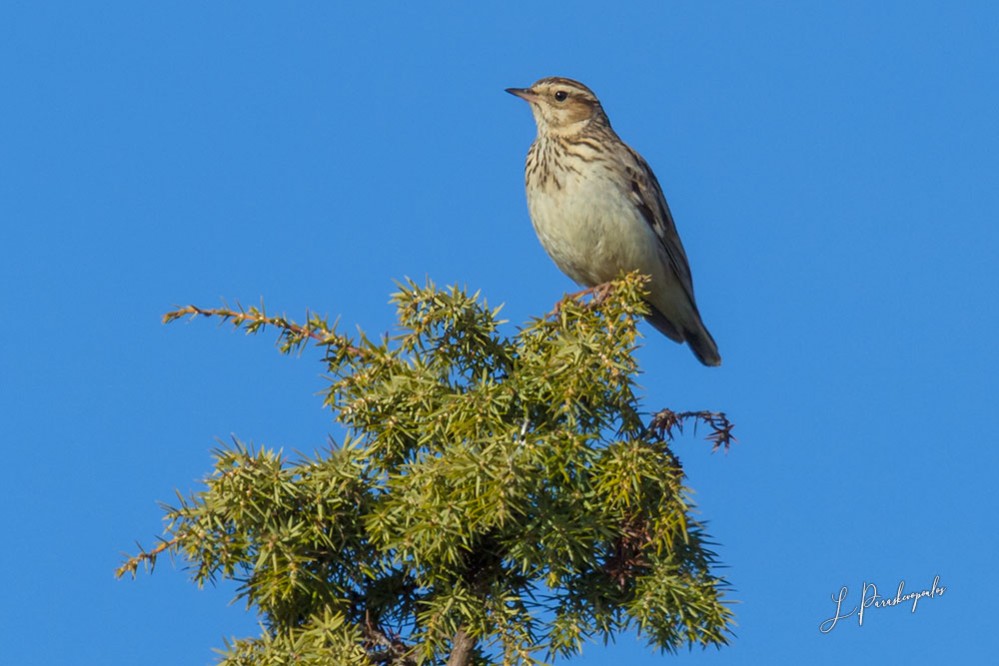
505,87 -> 538,102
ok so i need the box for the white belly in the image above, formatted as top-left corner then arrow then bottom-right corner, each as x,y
526,167 -> 666,289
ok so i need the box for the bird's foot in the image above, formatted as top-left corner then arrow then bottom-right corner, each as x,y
554,282 -> 617,313
588,282 -> 616,304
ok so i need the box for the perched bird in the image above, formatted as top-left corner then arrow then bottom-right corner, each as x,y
507,77 -> 721,366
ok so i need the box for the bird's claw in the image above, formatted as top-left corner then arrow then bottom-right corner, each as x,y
553,282 -> 617,313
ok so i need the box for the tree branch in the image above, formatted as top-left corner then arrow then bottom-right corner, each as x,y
648,408 -> 736,451
163,303 -> 365,357
446,627 -> 475,666
115,535 -> 181,579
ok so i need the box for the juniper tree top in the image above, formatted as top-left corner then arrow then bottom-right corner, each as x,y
119,274 -> 734,665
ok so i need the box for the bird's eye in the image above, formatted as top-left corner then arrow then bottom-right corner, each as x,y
553,90 -> 568,102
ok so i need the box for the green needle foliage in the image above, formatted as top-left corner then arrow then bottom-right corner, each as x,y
119,273 -> 735,665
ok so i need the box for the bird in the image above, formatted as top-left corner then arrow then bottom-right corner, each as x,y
506,77 -> 721,366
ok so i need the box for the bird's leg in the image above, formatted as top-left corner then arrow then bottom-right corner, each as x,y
554,282 -> 617,312
557,286 -> 594,309
588,281 -> 616,304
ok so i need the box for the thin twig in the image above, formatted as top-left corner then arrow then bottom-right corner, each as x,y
115,535 -> 182,579
648,408 -> 736,452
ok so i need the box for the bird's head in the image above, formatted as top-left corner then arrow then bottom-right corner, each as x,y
506,77 -> 609,136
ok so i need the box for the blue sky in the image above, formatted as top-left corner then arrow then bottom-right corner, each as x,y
2,2 -> 997,664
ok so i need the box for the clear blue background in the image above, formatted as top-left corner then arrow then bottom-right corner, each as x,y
2,2 -> 995,663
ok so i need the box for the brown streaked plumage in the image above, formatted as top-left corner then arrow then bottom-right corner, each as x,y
506,77 -> 721,366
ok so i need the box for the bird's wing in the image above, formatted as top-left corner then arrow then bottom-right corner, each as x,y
623,145 -> 697,306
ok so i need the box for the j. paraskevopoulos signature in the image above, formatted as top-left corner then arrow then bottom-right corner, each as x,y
819,575 -> 946,633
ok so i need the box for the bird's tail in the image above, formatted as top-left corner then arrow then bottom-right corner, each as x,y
645,307 -> 721,367
684,322 -> 721,367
